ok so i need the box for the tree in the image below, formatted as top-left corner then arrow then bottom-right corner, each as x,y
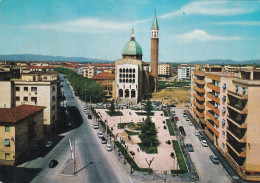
108,100 -> 115,114
139,100 -> 158,146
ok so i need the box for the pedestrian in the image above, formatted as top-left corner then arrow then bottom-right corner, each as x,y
137,148 -> 139,152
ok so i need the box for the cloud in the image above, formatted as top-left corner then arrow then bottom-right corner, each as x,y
24,17 -> 151,33
172,29 -> 242,42
160,1 -> 257,19
210,21 -> 260,26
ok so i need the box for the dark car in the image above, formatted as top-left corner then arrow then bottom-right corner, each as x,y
186,143 -> 194,152
49,160 -> 58,168
179,126 -> 186,136
199,135 -> 205,141
210,155 -> 220,164
88,115 -> 92,119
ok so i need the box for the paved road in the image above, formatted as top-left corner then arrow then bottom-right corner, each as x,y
172,108 -> 232,183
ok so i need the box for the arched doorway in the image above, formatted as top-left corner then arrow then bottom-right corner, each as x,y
131,89 -> 136,98
119,89 -> 123,97
125,89 -> 129,98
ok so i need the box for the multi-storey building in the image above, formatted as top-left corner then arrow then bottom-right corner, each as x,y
82,66 -> 96,78
0,105 -> 45,165
91,72 -> 115,97
0,71 -> 58,136
178,64 -> 196,81
158,63 -> 172,77
190,67 -> 260,181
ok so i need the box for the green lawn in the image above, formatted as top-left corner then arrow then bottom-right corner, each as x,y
137,143 -> 158,154
118,122 -> 133,128
166,119 -> 175,136
163,110 -> 168,116
115,141 -> 152,173
106,111 -> 123,116
135,112 -> 154,116
125,130 -> 139,136
171,140 -> 188,174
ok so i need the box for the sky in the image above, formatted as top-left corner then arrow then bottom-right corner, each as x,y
0,0 -> 260,63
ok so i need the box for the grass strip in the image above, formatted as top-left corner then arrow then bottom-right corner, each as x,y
171,140 -> 188,174
137,143 -> 158,154
166,119 -> 175,136
106,111 -> 123,116
135,112 -> 154,116
125,130 -> 139,136
163,110 -> 169,116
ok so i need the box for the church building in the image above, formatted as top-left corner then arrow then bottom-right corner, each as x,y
113,11 -> 159,105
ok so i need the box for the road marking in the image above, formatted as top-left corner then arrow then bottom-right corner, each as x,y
128,177 -> 133,183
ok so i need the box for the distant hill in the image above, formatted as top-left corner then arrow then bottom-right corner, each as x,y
190,59 -> 260,65
0,54 -> 112,63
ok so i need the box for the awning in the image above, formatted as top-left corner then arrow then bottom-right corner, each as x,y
4,139 -> 10,146
222,119 -> 226,125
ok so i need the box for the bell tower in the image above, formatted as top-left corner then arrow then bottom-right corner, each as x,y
150,10 -> 159,92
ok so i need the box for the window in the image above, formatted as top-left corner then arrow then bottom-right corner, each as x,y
4,139 -> 10,147
31,87 -> 37,92
24,87 -> 28,92
31,97 -> 37,103
5,126 -> 10,132
5,153 -> 10,160
222,119 -> 225,125
222,143 -> 225,149
52,105 -> 55,110
43,76 -> 47,79
119,68 -> 122,72
119,79 -> 122,83
24,97 -> 28,102
15,97 -> 20,101
52,86 -> 56,91
235,86 -> 238,92
52,96 -> 55,101
15,87 -> 20,92
223,131 -> 225,137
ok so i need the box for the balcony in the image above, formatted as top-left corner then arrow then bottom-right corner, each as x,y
227,103 -> 248,114
227,128 -> 247,143
193,85 -> 205,93
193,100 -> 205,109
226,141 -> 246,158
206,120 -> 219,137
193,107 -> 205,118
206,101 -> 220,115
193,92 -> 205,101
226,145 -> 246,167
227,90 -> 248,100
227,116 -> 247,128
206,92 -> 220,104
193,78 -> 206,85
207,73 -> 220,82
207,83 -> 220,93
206,110 -> 219,126
193,70 -> 206,77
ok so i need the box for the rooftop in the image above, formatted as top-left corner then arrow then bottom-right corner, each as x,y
91,72 -> 115,80
0,105 -> 45,123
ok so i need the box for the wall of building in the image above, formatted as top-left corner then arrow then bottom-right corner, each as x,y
0,81 -> 13,108
0,124 -> 15,165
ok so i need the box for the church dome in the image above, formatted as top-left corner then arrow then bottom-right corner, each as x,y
122,29 -> 143,56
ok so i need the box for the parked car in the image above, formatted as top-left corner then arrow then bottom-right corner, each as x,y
179,126 -> 186,136
96,102 -> 103,106
132,106 -> 139,110
210,155 -> 220,164
174,116 -> 179,121
188,121 -> 193,126
83,106 -> 86,110
183,113 -> 187,117
194,131 -> 200,136
97,132 -> 103,138
49,159 -> 58,168
199,135 -> 205,141
106,144 -> 112,151
161,105 -> 167,109
106,104 -> 111,108
93,124 -> 99,129
186,143 -> 194,152
67,122 -> 72,126
100,137 -> 107,144
201,140 -> 208,147
88,115 -> 92,119
45,141 -> 53,148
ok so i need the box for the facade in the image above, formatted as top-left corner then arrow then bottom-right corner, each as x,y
91,72 -> 115,97
190,67 -> 260,181
158,63 -> 172,77
0,105 -> 45,165
0,71 -> 58,136
82,66 -> 96,78
178,64 -> 196,81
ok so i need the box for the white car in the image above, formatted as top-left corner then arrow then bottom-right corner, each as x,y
45,141 -> 53,148
97,132 -> 103,138
106,144 -> 112,151
188,121 -> 193,126
93,124 -> 99,129
194,131 -> 200,136
83,106 -> 86,110
201,140 -> 208,147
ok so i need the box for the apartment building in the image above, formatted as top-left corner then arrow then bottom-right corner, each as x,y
190,67 -> 260,181
91,72 -> 115,97
158,63 -> 172,77
82,66 -> 96,78
0,71 -> 58,136
0,105 -> 45,165
178,64 -> 196,81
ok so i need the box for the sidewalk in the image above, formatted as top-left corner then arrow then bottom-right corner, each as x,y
60,159 -> 75,176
